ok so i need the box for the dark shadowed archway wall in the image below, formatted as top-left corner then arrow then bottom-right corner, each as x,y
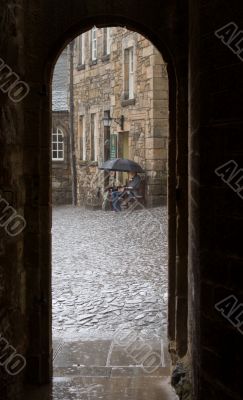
0,0 -> 189,398
1,0 -> 243,399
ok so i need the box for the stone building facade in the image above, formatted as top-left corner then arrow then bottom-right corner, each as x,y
73,27 -> 168,207
52,48 -> 72,205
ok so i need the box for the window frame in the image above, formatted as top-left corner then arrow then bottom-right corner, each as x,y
78,115 -> 86,161
91,27 -> 97,61
124,46 -> 135,100
82,116 -> 86,161
103,27 -> 111,56
104,110 -> 111,161
128,47 -> 134,99
77,34 -> 85,67
90,113 -> 98,162
52,127 -> 64,161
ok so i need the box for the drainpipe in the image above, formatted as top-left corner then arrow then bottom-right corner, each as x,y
69,40 -> 77,205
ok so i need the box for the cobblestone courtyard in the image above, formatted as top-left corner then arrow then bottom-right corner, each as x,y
52,205 -> 168,341
24,205 -> 178,400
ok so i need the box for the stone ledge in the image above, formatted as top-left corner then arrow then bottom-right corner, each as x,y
101,54 -> 110,62
121,98 -> 136,107
78,161 -> 98,167
77,63 -> 85,71
89,59 -> 98,66
52,162 -> 69,168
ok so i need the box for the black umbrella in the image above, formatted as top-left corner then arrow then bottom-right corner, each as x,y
99,158 -> 145,173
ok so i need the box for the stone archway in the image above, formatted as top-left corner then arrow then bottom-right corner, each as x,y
34,20 -> 188,388
2,2 -> 243,399
0,0 -> 189,392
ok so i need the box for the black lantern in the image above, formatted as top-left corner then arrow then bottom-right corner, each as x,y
103,114 -> 124,130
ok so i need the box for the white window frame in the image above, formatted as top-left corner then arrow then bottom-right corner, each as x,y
123,46 -> 135,100
82,116 -> 86,161
78,115 -> 86,160
104,27 -> 111,55
52,128 -> 64,161
94,115 -> 99,162
90,113 -> 99,162
107,28 -> 111,55
128,47 -> 134,99
93,114 -> 98,161
78,34 -> 85,66
91,27 -> 97,61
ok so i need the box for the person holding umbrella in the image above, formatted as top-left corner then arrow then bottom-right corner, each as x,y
111,171 -> 142,211
99,158 -> 144,212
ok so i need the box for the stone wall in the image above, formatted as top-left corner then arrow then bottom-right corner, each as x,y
0,1 -> 27,398
188,1 -> 243,399
73,27 -> 168,207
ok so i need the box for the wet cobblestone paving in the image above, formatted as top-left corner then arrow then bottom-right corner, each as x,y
52,205 -> 168,340
24,206 -> 177,400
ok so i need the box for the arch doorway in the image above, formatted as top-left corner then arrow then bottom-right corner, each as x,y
24,9 -> 188,400
51,25 -> 175,400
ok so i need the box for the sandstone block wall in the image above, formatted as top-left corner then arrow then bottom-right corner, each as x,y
73,27 -> 169,207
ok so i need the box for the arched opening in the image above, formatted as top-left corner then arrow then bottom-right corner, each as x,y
51,25 -> 176,399
25,14 -> 188,400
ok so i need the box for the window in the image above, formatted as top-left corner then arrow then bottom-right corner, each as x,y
77,34 -> 85,66
78,115 -> 86,160
52,128 -> 64,161
82,116 -> 86,161
104,110 -> 111,160
124,47 -> 134,99
103,27 -> 111,56
91,27 -> 97,61
90,113 -> 98,161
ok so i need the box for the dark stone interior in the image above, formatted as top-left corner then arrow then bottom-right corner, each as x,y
0,0 -> 242,399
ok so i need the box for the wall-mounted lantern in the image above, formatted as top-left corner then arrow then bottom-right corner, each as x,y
103,114 -> 124,130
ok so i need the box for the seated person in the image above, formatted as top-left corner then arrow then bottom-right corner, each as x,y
112,172 -> 142,211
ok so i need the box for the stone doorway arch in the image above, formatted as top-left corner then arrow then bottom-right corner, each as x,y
20,1 -> 188,388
